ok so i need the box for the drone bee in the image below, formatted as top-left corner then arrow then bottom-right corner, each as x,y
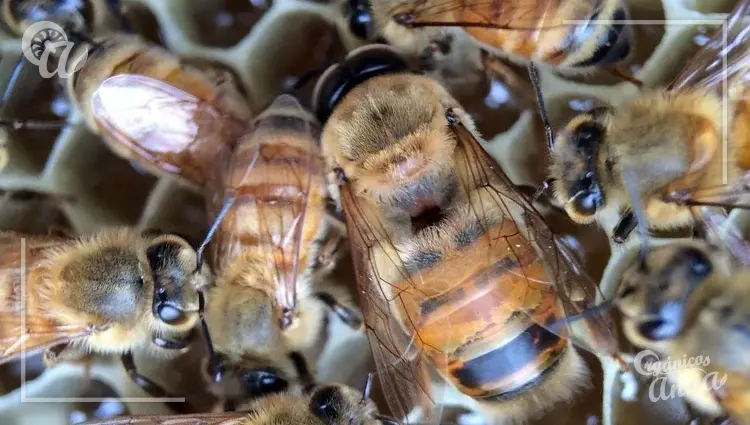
549,0 -> 750,243
362,0 -> 633,75
0,229 -> 211,405
314,44 -> 618,424
78,378 -> 391,425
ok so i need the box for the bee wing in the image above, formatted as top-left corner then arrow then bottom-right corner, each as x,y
395,0 -> 604,31
338,181 -> 445,424
91,74 -> 246,187
670,0 -> 750,91
207,95 -> 319,324
447,114 -> 618,357
77,411 -> 248,425
0,232 -> 92,364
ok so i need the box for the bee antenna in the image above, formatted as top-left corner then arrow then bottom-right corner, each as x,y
195,195 -> 236,272
197,290 -> 217,362
622,167 -> 650,271
198,289 -> 227,384
547,299 -> 616,331
527,62 -> 554,153
0,119 -> 69,130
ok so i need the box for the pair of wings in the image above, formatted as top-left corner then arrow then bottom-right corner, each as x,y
202,94 -> 319,322
0,232 -> 92,365
337,113 -> 617,423
91,68 -> 316,324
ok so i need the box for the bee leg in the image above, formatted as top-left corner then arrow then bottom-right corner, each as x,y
612,212 -> 638,243
315,292 -> 363,330
289,351 -> 315,389
43,342 -> 86,367
120,352 -> 193,414
313,216 -> 348,274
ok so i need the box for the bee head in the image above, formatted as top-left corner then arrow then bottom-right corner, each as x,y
145,234 -> 208,330
552,107 -> 612,223
307,383 -> 378,425
570,7 -> 632,68
617,241 -> 717,344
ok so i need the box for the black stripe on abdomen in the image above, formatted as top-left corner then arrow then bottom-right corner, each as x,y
450,323 -> 565,399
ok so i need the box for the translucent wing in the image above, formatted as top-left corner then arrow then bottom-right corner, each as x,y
337,180 -> 442,424
670,0 -> 750,91
391,0 -> 603,30
388,0 -> 614,65
0,232 -> 91,364
91,74 -> 247,188
78,412 -> 248,425
447,113 -> 618,356
206,95 -> 322,328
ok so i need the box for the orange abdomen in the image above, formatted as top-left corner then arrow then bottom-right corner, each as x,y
391,221 -> 567,398
212,97 -> 327,292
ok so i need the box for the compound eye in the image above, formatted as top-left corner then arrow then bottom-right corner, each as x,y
346,0 -> 373,39
572,122 -> 604,150
156,303 -> 183,323
312,45 -> 408,123
683,249 -> 712,279
637,319 -> 674,341
575,8 -> 631,67
242,368 -> 289,397
309,386 -> 343,424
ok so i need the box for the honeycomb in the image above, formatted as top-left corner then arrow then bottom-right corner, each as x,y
0,0 -> 744,424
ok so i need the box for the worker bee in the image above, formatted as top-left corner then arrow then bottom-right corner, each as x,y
607,236 -> 750,423
549,0 -> 750,243
0,229 -> 211,404
77,377 -> 391,425
199,95 -> 362,409
90,92 -> 361,408
365,0 -> 633,75
314,44 -> 618,424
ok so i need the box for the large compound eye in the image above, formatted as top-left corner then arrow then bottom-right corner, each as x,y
637,319 -> 676,341
309,385 -> 344,424
575,8 -> 631,67
147,241 -> 189,325
242,368 -> 289,397
312,44 -> 408,123
572,121 -> 604,152
681,248 -> 712,279
345,0 -> 373,40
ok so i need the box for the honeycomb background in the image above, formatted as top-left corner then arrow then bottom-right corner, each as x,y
0,0 -> 745,424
